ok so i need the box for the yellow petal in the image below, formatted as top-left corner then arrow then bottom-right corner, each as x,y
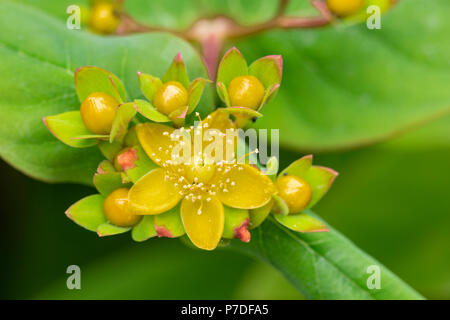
201,109 -> 237,162
214,164 -> 276,209
128,168 -> 183,215
136,122 -> 182,165
180,196 -> 224,250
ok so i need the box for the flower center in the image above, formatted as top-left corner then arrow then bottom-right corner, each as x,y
276,175 -> 312,214
228,75 -> 265,110
153,81 -> 188,115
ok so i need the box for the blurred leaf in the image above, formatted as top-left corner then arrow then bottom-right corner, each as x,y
0,0 -> 213,185
35,240 -> 253,299
232,0 -> 450,151
232,215 -> 424,300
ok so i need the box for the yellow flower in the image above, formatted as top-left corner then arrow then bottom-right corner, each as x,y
128,110 -> 276,250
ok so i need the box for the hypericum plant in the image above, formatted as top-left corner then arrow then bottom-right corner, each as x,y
135,53 -> 209,127
44,49 -> 336,251
216,48 -> 282,127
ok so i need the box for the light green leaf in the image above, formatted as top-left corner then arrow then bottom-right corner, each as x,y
187,78 -> 209,114
93,172 -> 131,197
248,55 -> 282,90
65,194 -> 106,232
154,205 -> 185,238
96,222 -> 131,237
75,66 -> 127,104
109,102 -> 136,143
223,206 -> 249,239
137,72 -> 162,102
275,212 -> 329,233
216,47 -> 248,87
43,111 -> 98,148
134,99 -> 171,122
131,216 -> 157,242
162,52 -> 190,89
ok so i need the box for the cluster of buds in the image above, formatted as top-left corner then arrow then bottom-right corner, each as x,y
44,49 -> 337,250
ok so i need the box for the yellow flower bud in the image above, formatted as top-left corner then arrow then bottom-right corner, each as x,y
276,175 -> 312,214
80,92 -> 118,135
326,0 -> 364,17
153,81 -> 188,116
89,2 -> 120,34
228,75 -> 265,110
103,188 -> 142,227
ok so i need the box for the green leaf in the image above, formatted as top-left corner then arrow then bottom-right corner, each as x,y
117,145 -> 158,183
134,99 -> 170,122
131,216 -> 157,242
0,1 -> 213,184
249,200 -> 272,230
93,172 -> 131,197
98,140 -> 123,160
231,215 -> 424,300
162,52 -> 190,89
65,194 -> 106,232
154,205 -> 185,238
223,206 -> 249,240
216,47 -> 248,87
187,78 -> 209,114
248,55 -> 282,90
275,213 -> 329,233
234,0 -> 450,151
97,222 -> 131,237
43,111 -> 98,148
109,102 -> 136,143
137,72 -> 162,102
75,66 -> 127,104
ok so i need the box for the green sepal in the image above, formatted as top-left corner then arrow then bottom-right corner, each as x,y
162,52 -> 190,89
249,200 -> 273,230
43,111 -> 98,148
168,106 -> 188,127
131,216 -> 157,242
271,194 -> 289,216
115,145 -> 157,183
279,155 -> 338,209
96,222 -> 131,237
187,78 -> 210,114
248,55 -> 282,91
223,206 -> 250,241
97,160 -> 116,174
218,106 -> 262,119
280,154 -> 313,177
259,83 -> 280,111
261,156 -> 279,180
134,99 -> 171,122
65,194 -> 106,232
110,102 -> 137,143
74,66 -> 126,103
217,47 -> 248,87
93,172 -> 131,197
137,72 -> 163,102
274,212 -> 329,233
154,205 -> 185,238
303,165 -> 338,209
98,140 -> 123,160
124,126 -> 139,147
216,82 -> 231,107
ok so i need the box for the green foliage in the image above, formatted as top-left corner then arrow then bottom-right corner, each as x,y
232,216 -> 423,300
0,0 -> 213,184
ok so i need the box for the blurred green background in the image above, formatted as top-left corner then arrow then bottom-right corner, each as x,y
2,117 -> 449,299
1,0 -> 449,300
